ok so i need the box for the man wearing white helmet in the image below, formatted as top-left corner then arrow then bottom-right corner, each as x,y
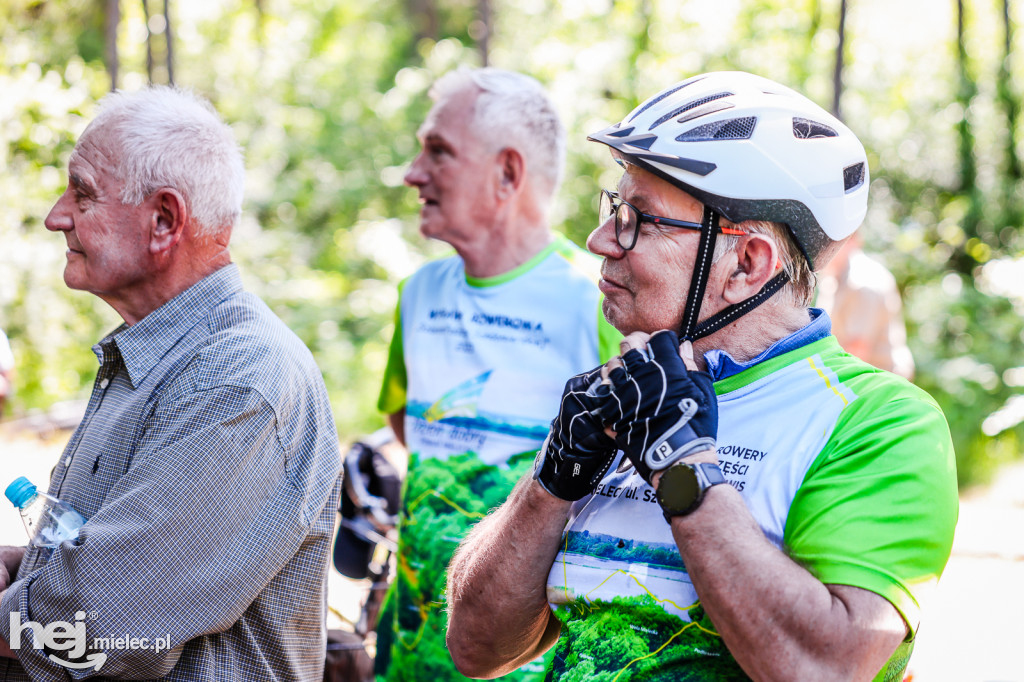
446,72 -> 958,680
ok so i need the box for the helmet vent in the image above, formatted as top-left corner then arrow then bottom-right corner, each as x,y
624,134 -> 658,151
651,92 -> 733,130
628,76 -> 708,122
677,100 -> 735,124
793,117 -> 838,139
676,117 -> 757,142
843,162 -> 866,193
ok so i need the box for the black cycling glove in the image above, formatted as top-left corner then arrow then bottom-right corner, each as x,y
534,365 -> 618,501
602,331 -> 718,484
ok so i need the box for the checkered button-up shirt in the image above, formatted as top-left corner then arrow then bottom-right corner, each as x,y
0,264 -> 342,681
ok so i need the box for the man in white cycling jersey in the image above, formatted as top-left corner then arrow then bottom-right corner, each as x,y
375,67 -> 620,682
446,71 -> 958,681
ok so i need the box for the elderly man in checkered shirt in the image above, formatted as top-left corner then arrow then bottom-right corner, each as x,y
0,87 -> 342,681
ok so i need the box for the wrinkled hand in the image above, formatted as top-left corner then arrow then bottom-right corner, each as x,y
534,365 -> 618,501
601,331 -> 718,484
0,546 -> 25,591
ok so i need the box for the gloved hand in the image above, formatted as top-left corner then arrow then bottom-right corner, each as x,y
533,365 -> 618,501
601,331 -> 718,484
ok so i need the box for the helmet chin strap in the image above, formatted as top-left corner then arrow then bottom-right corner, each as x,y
678,207 -> 792,342
677,206 -> 720,341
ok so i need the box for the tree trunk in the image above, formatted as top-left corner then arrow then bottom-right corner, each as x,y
832,0 -> 847,118
142,0 -> 154,83
955,0 -> 982,269
406,0 -> 439,45
956,0 -> 977,195
254,0 -> 266,46
164,0 -> 175,85
476,0 -> 492,66
105,0 -> 120,91
997,0 -> 1022,245
999,0 -> 1021,181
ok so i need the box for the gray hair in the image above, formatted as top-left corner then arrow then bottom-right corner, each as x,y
84,86 -> 245,237
430,67 -> 566,197
712,220 -> 816,307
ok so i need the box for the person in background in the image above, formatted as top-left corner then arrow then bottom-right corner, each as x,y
0,328 -> 13,418
817,233 -> 915,379
375,67 -> 620,681
0,86 -> 341,681
446,71 -> 957,681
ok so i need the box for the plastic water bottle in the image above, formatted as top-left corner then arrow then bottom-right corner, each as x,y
4,477 -> 85,548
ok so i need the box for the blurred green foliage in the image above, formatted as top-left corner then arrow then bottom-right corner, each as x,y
1,0 -> 1023,486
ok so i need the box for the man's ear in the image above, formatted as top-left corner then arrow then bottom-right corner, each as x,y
148,188 -> 188,255
723,234 -> 779,304
495,147 -> 525,200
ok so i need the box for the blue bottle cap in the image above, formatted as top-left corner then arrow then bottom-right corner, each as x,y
4,477 -> 37,509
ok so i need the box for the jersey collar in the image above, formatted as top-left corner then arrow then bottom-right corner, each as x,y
704,308 -> 833,382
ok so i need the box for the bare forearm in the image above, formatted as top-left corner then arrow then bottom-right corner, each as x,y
669,483 -> 905,681
446,475 -> 570,678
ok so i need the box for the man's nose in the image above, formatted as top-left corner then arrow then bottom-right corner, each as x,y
586,213 -> 624,258
404,153 -> 427,188
44,192 -> 73,232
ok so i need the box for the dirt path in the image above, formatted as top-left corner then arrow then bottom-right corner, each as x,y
2,426 -> 1021,679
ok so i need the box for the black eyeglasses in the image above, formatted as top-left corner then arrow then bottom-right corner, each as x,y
599,189 -> 746,251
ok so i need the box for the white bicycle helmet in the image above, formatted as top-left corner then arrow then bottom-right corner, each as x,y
589,71 -> 869,340
588,71 -> 868,272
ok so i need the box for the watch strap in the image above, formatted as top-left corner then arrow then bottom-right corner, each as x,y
656,462 -> 726,521
694,461 -> 726,488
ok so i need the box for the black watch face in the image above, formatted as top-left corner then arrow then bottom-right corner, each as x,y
658,465 -> 700,514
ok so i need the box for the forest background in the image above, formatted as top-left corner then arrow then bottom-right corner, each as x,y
2,0 -> 1024,488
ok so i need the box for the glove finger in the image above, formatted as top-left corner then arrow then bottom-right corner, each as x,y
566,410 -> 607,447
582,364 -> 606,384
564,364 -> 603,393
563,379 -> 597,409
584,379 -> 610,399
583,366 -> 609,396
601,387 -> 627,428
607,365 -> 630,388
646,330 -> 686,371
565,410 -> 586,450
621,348 -> 649,373
605,367 -> 638,425
582,383 -> 612,421
563,366 -> 609,417
574,423 -> 615,451
687,370 -> 718,415
688,370 -> 716,397
666,367 -> 715,407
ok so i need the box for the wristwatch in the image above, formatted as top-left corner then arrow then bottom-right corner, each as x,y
655,462 -> 726,520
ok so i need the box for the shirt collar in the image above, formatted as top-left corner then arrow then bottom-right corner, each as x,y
704,308 -> 832,382
93,264 -> 244,388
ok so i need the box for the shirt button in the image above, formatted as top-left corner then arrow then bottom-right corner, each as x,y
65,456 -> 72,466
100,378 -> 110,389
